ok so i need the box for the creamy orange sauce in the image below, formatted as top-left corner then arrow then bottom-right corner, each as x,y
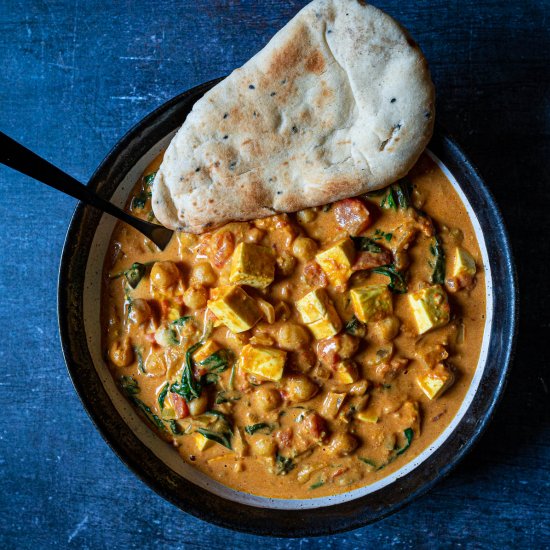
101,153 -> 485,499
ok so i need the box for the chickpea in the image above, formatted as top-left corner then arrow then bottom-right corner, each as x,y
109,337 -> 134,367
145,352 -> 167,376
277,323 -> 310,351
284,374 -> 318,403
156,325 -> 180,347
296,208 -> 317,224
177,232 -> 198,251
188,393 -> 208,416
327,432 -> 359,457
150,261 -> 180,291
276,252 -> 297,277
316,333 -> 359,364
289,348 -> 317,372
183,285 -> 208,309
252,385 -> 282,413
246,227 -> 265,244
128,298 -> 151,325
370,316 -> 400,343
250,436 -> 277,458
191,262 -> 217,287
292,237 -> 318,261
272,281 -> 293,301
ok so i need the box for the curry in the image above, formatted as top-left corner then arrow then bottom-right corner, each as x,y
101,153 -> 485,499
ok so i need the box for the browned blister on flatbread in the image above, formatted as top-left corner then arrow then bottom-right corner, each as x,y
152,0 -> 435,232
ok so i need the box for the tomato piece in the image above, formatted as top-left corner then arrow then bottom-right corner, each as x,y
303,412 -> 328,441
333,198 -> 372,236
275,428 -> 293,448
303,260 -> 328,288
210,231 -> 235,268
172,394 -> 189,419
352,248 -> 392,271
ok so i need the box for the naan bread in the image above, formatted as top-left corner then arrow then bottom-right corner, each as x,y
153,0 -> 435,232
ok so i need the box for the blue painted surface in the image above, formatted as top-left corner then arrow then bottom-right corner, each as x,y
0,1 -> 548,547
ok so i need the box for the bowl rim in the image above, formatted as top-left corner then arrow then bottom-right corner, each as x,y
57,79 -> 518,537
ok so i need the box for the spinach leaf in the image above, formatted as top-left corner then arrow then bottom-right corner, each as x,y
199,349 -> 234,374
228,361 -> 237,390
244,423 -> 272,435
360,428 -> 414,471
124,262 -> 146,289
395,427 -> 414,456
132,191 -> 151,210
377,179 -> 412,210
196,410 -> 233,449
350,236 -> 382,253
371,264 -> 407,294
196,428 -> 232,449
310,480 -> 325,490
158,382 -> 170,410
215,390 -> 241,405
373,229 -> 393,242
134,347 -> 145,373
430,236 -> 446,285
168,420 -> 182,435
171,316 -> 193,326
120,375 -> 140,396
394,178 -> 412,208
345,315 -> 366,337
144,171 -> 157,187
171,342 -> 203,402
120,376 -> 168,433
132,397 -> 166,432
275,454 -> 295,475
358,457 -> 378,469
380,187 -> 397,210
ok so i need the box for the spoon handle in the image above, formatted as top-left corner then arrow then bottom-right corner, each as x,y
0,131 -> 174,250
1,131 -> 129,219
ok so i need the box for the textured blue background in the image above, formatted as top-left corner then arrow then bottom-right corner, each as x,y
0,1 -> 549,548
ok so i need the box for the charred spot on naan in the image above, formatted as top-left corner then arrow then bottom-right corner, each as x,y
305,50 -> 326,74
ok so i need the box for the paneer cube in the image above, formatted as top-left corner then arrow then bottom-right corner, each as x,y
334,360 -> 359,384
417,364 -> 454,400
452,247 -> 477,279
321,391 -> 347,419
315,238 -> 356,290
408,284 -> 450,335
308,316 -> 342,340
296,288 -> 342,339
356,409 -> 379,423
350,285 -> 393,323
194,432 -> 214,451
229,242 -> 275,289
193,339 -> 221,364
239,344 -> 287,381
207,285 -> 262,333
159,393 -> 176,421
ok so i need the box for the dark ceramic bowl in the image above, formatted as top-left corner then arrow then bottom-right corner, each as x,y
58,79 -> 517,537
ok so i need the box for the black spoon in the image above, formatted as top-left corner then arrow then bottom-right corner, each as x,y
0,131 -> 174,250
